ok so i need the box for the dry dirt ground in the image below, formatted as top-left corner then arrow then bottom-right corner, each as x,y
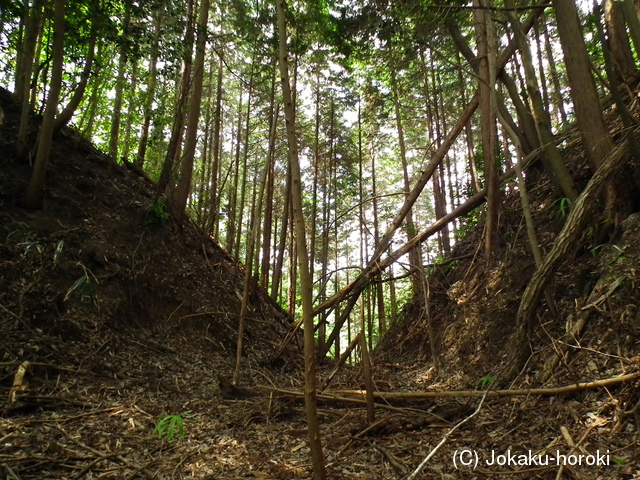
1,85 -> 640,480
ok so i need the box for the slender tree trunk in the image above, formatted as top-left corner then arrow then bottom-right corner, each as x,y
421,47 -> 450,256
456,50 -> 481,195
16,0 -> 44,156
136,8 -> 162,168
507,3 -> 578,201
52,3 -> 97,136
390,66 -> 422,292
604,0 -> 637,82
226,88 -> 243,253
170,0 -> 209,220
108,0 -> 132,162
620,0 -> 640,57
261,64 -> 278,289
287,218 -> 297,317
157,0 -> 195,194
23,0 -> 64,210
207,55 -> 224,235
81,41 -> 104,139
276,0 -> 326,477
541,14 -> 567,125
369,112 -> 386,335
234,73 -> 255,259
121,57 -> 138,161
552,0 -> 615,171
234,133 -> 269,385
272,163 -> 290,301
474,0 -> 499,262
15,0 -> 44,102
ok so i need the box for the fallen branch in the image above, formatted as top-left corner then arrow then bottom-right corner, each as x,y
407,389 -> 489,479
374,444 -> 408,475
264,386 -> 436,416
328,371 -> 640,399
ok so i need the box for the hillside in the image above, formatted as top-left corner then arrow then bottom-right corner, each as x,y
0,86 -> 312,478
375,120 -> 640,383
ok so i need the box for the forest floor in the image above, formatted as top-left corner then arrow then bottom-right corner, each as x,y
1,84 -> 640,480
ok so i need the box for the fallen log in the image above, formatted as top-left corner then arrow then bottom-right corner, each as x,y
326,371 -> 640,399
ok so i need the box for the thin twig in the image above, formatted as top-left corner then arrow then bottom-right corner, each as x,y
407,389 -> 489,479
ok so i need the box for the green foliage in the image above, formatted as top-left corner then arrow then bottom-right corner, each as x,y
6,222 -> 43,257
456,207 -> 483,242
152,414 -> 187,442
65,262 -> 99,310
145,197 -> 170,225
612,457 -> 627,466
53,240 -> 64,266
552,197 -> 573,219
476,376 -> 496,390
18,240 -> 44,257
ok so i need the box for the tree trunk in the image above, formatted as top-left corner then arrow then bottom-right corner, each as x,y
390,66 -> 422,291
207,55 -> 224,236
260,64 -> 278,289
52,4 -> 98,136
157,0 -> 195,194
136,7 -> 163,168
474,0 -> 499,262
16,0 -> 44,156
552,0 -> 615,171
507,4 -> 578,201
620,0 -> 640,58
23,0 -> 64,210
541,13 -> 567,124
234,133 -> 269,385
604,0 -> 637,82
276,0 -> 326,477
226,88 -> 243,254
169,0 -> 209,220
271,163 -> 291,301
108,0 -> 132,162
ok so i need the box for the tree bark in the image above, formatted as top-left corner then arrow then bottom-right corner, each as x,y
276,0 -> 326,477
390,65 -> 423,293
23,0 -> 64,210
506,3 -> 578,201
157,0 -> 196,194
16,0 -> 45,156
108,0 -> 132,161
604,0 -> 637,82
52,7 -> 97,136
136,7 -> 162,168
552,0 -> 615,171
169,0 -> 210,220
474,0 -> 499,262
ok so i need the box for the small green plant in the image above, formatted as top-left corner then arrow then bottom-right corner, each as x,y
145,197 -> 170,225
476,375 -> 496,390
612,456 -> 627,466
589,244 -> 605,257
553,197 -> 573,219
65,262 -> 99,310
18,241 -> 43,257
53,240 -> 64,265
152,414 -> 187,441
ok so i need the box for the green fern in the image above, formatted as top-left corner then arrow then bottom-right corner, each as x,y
152,414 -> 187,442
